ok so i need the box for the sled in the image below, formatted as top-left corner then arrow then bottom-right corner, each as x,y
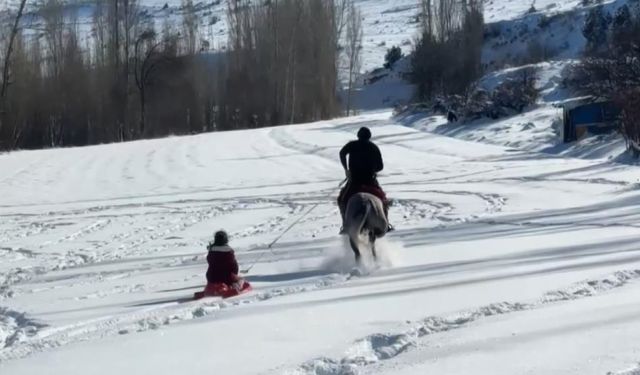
193,280 -> 252,300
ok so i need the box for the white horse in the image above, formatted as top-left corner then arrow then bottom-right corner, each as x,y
343,192 -> 389,263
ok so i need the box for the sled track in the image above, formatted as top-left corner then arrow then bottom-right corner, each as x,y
0,197 -> 312,301
402,189 -> 506,214
0,273 -> 354,363
608,365 -> 640,375
479,218 -> 640,231
391,199 -> 453,224
268,128 -> 339,167
283,269 -> 640,375
269,127 -> 510,225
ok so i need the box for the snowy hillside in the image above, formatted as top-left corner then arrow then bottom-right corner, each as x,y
404,0 -> 637,162
0,0 -> 612,73
3,112 -> 640,374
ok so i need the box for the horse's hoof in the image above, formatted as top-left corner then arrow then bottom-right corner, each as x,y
349,267 -> 366,277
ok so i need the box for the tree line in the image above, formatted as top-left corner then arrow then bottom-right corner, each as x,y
0,0 -> 362,150
411,0 -> 484,101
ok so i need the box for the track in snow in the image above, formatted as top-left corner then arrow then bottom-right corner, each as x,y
286,270 -> 640,375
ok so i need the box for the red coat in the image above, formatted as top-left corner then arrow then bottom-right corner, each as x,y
206,245 -> 240,285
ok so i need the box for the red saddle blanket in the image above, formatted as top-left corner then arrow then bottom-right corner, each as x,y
339,182 -> 388,206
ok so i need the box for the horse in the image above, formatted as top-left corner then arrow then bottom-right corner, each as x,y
343,192 -> 389,263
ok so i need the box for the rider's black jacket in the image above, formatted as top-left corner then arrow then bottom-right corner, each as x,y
339,140 -> 383,184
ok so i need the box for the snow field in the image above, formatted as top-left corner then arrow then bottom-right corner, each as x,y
3,112 -> 640,374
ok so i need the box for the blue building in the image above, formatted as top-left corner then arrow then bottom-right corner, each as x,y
563,101 -> 620,142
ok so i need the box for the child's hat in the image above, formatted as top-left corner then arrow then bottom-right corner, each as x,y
213,230 -> 229,246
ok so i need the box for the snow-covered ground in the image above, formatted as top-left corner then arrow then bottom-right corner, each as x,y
2,111 -> 640,374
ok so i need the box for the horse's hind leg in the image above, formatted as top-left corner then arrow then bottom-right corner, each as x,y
350,237 -> 361,263
369,231 -> 377,260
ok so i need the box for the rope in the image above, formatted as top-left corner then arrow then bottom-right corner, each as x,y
241,179 -> 347,274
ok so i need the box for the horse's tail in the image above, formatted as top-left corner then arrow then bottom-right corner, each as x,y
358,200 -> 372,236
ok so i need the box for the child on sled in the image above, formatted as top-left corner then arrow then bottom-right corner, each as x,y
194,230 -> 251,299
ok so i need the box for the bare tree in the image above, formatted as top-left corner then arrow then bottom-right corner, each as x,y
284,0 -> 303,124
123,0 -> 140,139
3,30 -> 33,148
345,0 -> 362,116
332,0 -> 349,41
1,0 -> 28,138
182,0 -> 199,55
438,0 -> 460,42
134,29 -> 162,136
93,1 -> 108,67
40,0 -> 67,146
101,0 -> 141,140
41,0 -> 65,77
420,0 -> 433,36
326,0 -> 348,116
